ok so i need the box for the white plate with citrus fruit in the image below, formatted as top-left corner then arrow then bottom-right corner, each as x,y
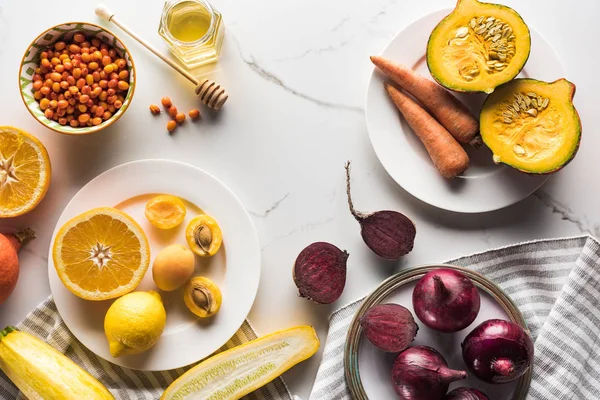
48,159 -> 261,371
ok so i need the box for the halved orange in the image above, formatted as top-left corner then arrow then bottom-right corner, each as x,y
52,207 -> 150,301
0,126 -> 51,218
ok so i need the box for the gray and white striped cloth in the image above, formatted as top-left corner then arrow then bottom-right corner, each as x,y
310,235 -> 600,400
0,298 -> 292,400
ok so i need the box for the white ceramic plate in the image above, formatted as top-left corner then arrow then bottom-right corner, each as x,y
48,159 -> 261,371
366,9 -> 567,213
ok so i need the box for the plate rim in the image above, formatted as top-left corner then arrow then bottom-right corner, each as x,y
47,158 -> 261,371
344,263 -> 532,400
364,8 -> 561,213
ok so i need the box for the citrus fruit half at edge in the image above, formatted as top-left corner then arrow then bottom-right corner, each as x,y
0,126 -> 51,218
52,207 -> 150,301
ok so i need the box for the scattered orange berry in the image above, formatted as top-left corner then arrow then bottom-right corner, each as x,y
161,97 -> 172,109
175,113 -> 186,124
188,109 -> 200,119
167,120 -> 177,133
149,104 -> 160,115
168,106 -> 178,118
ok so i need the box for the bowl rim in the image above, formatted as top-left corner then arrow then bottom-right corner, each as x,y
18,21 -> 136,136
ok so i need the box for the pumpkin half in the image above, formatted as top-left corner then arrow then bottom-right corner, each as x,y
480,78 -> 581,174
427,0 -> 531,93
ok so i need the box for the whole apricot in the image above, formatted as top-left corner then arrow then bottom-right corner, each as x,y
152,244 -> 195,291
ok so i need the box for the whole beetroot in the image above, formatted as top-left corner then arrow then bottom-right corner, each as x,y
445,387 -> 489,400
360,303 -> 418,352
293,242 -> 348,304
345,161 -> 416,260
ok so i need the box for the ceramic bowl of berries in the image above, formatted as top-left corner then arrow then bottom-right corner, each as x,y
19,22 -> 136,135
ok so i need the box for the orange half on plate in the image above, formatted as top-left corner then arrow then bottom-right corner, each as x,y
52,207 -> 150,301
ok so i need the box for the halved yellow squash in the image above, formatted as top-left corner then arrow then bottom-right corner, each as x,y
480,78 -> 581,174
427,0 -> 531,93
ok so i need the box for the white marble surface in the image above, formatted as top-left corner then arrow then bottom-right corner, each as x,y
0,0 -> 598,398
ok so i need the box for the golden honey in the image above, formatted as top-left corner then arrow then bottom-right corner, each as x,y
159,0 -> 224,68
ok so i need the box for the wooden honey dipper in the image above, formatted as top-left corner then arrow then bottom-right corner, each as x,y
95,4 -> 228,110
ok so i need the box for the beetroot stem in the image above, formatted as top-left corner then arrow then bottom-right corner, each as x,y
345,161 -> 367,220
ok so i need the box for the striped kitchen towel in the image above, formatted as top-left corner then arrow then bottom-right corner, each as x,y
310,235 -> 600,400
0,297 -> 292,400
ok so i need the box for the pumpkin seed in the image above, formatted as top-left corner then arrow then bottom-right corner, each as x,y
531,98 -> 538,108
524,96 -> 531,107
513,144 -> 526,156
456,26 -> 469,38
477,16 -> 485,24
527,108 -> 538,117
542,98 -> 549,108
503,117 -> 512,124
486,16 -> 495,22
470,18 -> 477,29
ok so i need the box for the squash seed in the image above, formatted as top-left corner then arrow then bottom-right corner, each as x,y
513,144 -> 526,156
542,98 -> 549,109
527,108 -> 538,117
456,26 -> 469,38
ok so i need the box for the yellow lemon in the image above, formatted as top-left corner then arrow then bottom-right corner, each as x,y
52,207 -> 150,301
104,290 -> 166,358
0,126 -> 51,218
145,194 -> 186,229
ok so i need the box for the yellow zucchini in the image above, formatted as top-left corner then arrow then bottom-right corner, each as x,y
0,326 -> 114,400
162,325 -> 320,400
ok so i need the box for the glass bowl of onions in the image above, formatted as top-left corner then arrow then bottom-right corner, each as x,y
344,264 -> 533,400
18,22 -> 136,135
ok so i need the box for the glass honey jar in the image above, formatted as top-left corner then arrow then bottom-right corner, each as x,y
158,0 -> 225,68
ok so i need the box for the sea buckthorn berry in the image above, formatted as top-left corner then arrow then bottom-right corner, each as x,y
78,113 -> 90,123
114,100 -> 123,109
189,109 -> 200,119
161,97 -> 172,108
92,117 -> 103,126
101,55 -> 111,66
118,70 -> 129,80
73,33 -> 86,43
54,41 -> 66,51
149,104 -> 160,115
175,113 -> 186,123
168,106 -> 178,118
167,120 -> 177,133
117,81 -> 129,91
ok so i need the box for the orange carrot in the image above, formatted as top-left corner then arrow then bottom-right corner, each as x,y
371,56 -> 479,145
385,83 -> 469,179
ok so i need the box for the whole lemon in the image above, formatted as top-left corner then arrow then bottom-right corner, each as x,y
104,290 -> 166,358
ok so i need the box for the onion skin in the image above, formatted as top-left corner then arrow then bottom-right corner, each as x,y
412,268 -> 480,332
392,346 -> 467,400
462,319 -> 534,383
445,387 -> 490,400
359,304 -> 418,352
293,242 -> 348,304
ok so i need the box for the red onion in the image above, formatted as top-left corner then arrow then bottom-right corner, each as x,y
445,387 -> 489,400
392,346 -> 467,400
359,303 -> 418,352
462,319 -> 534,383
412,268 -> 480,332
